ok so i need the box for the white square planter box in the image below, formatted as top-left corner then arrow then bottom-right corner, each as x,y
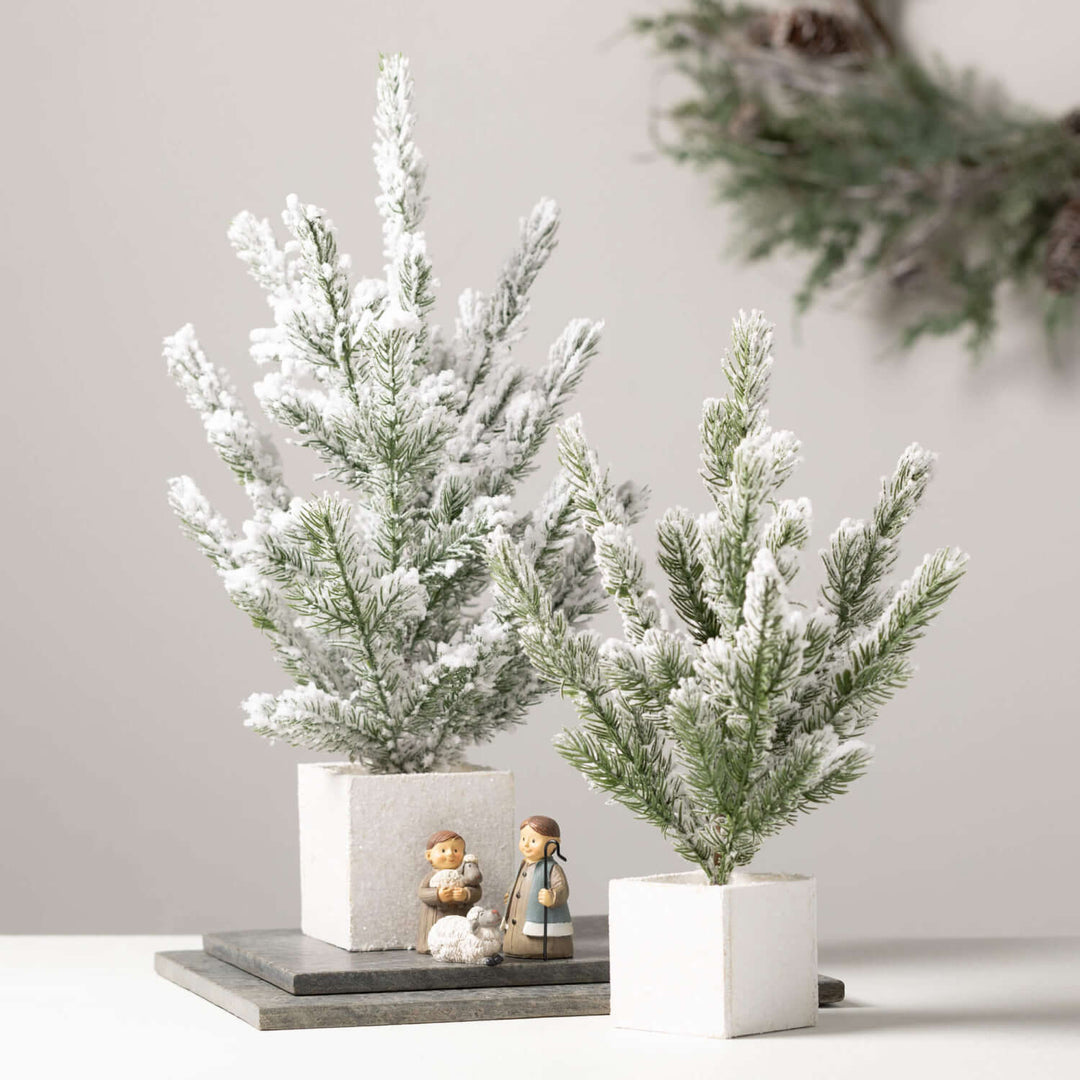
609,869 -> 817,1039
298,763 -> 516,952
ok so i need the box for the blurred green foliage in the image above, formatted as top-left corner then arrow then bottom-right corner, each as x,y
636,1 -> 1080,352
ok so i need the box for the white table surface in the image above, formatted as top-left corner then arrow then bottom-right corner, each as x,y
2,935 -> 1078,1078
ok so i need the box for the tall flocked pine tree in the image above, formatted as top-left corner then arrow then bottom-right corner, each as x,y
489,311 -> 967,884
164,55 -> 628,773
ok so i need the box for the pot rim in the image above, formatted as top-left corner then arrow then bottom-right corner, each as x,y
297,761 -> 511,778
611,869 -> 813,891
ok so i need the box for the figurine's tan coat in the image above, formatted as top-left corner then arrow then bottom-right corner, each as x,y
416,870 -> 482,953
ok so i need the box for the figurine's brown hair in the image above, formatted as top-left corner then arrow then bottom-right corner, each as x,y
520,815 -> 560,838
425,829 -> 463,850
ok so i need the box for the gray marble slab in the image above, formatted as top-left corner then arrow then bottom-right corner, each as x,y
157,950 -> 844,1031
819,973 -> 845,1005
203,915 -> 609,995
155,950 -> 611,1031
204,917 -> 846,1005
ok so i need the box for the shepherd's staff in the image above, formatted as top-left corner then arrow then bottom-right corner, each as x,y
542,838 -> 568,960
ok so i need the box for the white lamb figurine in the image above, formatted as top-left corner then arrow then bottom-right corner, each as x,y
429,853 -> 481,891
426,906 -> 504,966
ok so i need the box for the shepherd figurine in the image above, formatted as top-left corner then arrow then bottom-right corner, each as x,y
501,815 -> 572,959
417,829 -> 483,954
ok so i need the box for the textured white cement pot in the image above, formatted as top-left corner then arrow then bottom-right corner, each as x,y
609,869 -> 817,1039
298,763 -> 515,951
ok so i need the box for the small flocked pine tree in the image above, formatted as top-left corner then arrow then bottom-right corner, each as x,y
489,311 -> 967,884
164,55 -> 624,773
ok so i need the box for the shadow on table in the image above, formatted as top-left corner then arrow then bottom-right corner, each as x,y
819,937 -> 1074,966
809,1000 -> 1080,1036
794,939 -> 1080,1036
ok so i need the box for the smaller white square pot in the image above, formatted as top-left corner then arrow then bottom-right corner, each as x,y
298,763 -> 516,952
609,869 -> 817,1039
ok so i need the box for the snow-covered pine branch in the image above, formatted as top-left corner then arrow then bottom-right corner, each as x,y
163,54 -> 615,772
164,327 -> 291,516
489,310 -> 967,884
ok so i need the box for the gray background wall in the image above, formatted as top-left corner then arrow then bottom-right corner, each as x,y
3,0 -> 1077,940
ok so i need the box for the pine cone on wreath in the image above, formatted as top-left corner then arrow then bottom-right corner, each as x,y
774,8 -> 863,56
1062,108 -> 1080,137
1045,197 -> 1080,295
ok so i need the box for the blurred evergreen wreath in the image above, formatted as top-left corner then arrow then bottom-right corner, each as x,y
635,1 -> 1080,351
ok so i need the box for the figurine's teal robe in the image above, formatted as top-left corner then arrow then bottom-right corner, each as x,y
502,857 -> 572,958
522,856 -> 573,937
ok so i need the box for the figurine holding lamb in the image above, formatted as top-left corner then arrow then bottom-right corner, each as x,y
416,829 -> 485,954
429,853 -> 482,893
